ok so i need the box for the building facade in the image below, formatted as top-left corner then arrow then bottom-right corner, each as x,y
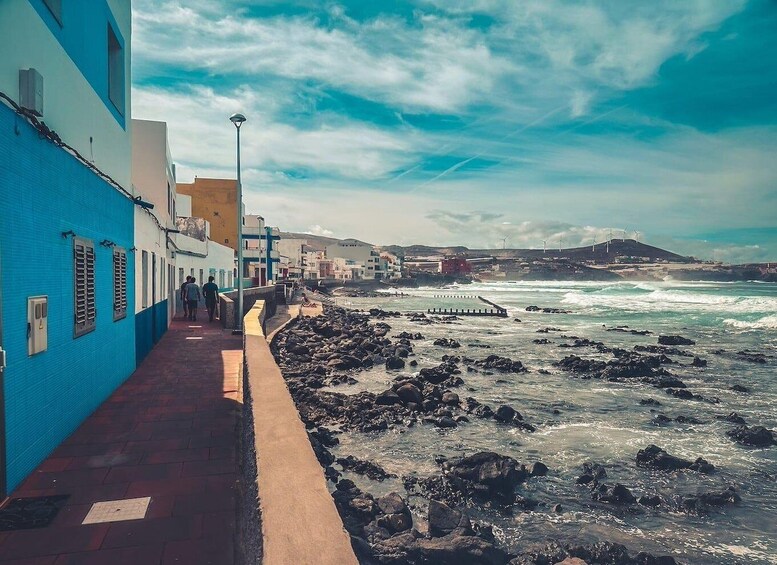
176,178 -> 239,251
131,119 -> 176,363
244,214 -> 280,286
325,239 -> 382,280
0,0 -> 134,494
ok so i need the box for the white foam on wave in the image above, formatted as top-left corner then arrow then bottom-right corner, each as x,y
562,288 -> 777,315
723,314 -> 777,330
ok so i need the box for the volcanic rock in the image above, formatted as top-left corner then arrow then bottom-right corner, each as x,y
636,444 -> 715,473
726,425 -> 776,447
658,335 -> 695,346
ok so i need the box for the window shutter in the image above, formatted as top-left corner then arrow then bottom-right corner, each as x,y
113,248 -> 127,320
74,237 -> 96,337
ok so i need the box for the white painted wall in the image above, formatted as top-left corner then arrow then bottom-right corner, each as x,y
0,0 -> 132,189
131,120 -> 176,223
326,239 -> 380,279
131,119 -> 176,317
177,193 -> 192,217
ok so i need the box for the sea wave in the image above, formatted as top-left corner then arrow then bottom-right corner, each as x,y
562,288 -> 777,314
723,315 -> 777,330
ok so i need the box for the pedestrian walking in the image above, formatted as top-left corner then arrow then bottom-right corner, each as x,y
202,276 -> 220,322
180,276 -> 192,318
185,277 -> 202,321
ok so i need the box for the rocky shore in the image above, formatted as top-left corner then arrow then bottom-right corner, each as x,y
271,305 -> 774,564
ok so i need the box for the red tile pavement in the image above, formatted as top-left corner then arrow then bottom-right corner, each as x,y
0,319 -> 243,565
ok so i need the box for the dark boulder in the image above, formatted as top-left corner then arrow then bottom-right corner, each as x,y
396,383 -> 423,406
413,534 -> 508,565
530,462 -> 548,477
375,389 -> 402,406
476,355 -> 527,373
337,455 -> 396,481
494,405 -> 517,423
385,356 -> 406,370
717,412 -> 747,425
593,483 -> 636,504
658,335 -> 695,346
441,391 -> 460,406
636,444 -> 715,473
434,338 -> 461,348
444,452 -> 528,501
726,425 -> 776,447
691,356 -> 707,367
680,486 -> 740,514
730,384 -> 750,393
427,499 -> 472,537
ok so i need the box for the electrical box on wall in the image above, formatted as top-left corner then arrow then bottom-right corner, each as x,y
28,296 -> 48,356
19,68 -> 44,117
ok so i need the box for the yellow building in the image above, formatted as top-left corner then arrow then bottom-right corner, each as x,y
176,177 -> 238,252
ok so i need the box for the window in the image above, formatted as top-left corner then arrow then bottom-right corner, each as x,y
199,269 -> 204,286
161,258 -> 165,298
113,247 -> 128,321
141,251 -> 149,308
107,24 -> 124,115
73,237 -> 96,337
179,267 -> 184,285
43,0 -> 62,25
219,270 -> 225,288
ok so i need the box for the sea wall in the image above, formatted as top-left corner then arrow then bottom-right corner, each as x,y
241,302 -> 357,564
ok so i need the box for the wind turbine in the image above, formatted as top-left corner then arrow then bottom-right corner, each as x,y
622,228 -> 627,242
558,236 -> 563,252
542,240 -> 547,254
634,231 -> 641,243
592,236 -> 597,252
500,237 -> 507,250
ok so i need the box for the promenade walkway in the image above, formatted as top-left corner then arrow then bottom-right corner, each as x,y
0,318 -> 243,564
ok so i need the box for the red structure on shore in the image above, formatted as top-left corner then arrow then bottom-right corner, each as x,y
440,257 -> 472,275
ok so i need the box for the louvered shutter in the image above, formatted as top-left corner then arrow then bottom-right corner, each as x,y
113,248 -> 127,320
74,237 -> 96,337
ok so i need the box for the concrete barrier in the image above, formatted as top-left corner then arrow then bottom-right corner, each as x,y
220,285 -> 281,329
241,302 -> 357,565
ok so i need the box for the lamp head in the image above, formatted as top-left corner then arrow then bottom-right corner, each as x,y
230,113 -> 247,127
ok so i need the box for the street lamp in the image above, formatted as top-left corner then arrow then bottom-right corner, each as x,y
230,112 -> 246,332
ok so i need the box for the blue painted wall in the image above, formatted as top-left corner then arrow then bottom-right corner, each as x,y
28,0 -> 126,127
135,300 -> 168,365
0,102 -> 135,492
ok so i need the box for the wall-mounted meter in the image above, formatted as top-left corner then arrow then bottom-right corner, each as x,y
28,296 -> 48,355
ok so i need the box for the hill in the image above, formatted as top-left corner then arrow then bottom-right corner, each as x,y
386,239 -> 693,263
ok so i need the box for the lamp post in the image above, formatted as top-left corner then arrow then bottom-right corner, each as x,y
230,112 -> 246,332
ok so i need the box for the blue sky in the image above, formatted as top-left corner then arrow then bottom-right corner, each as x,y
131,0 -> 777,261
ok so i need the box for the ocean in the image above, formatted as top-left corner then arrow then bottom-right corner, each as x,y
324,280 -> 777,564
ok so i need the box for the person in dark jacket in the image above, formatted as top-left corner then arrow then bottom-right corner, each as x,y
180,276 -> 192,318
202,276 -> 220,322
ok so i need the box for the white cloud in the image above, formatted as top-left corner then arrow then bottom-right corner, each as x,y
132,85 -> 421,181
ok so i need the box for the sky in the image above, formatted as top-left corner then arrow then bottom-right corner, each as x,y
131,0 -> 777,262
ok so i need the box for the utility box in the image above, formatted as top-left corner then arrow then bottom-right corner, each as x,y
28,296 -> 48,356
19,68 -> 44,117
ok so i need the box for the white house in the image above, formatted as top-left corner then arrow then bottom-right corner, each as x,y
325,239 -> 381,280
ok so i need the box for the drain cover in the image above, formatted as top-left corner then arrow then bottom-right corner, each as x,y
0,495 -> 70,531
82,497 -> 151,524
